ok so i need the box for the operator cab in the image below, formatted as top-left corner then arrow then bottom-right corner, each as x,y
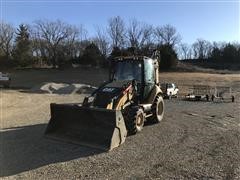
110,56 -> 157,101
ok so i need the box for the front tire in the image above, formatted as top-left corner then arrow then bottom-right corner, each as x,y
150,94 -> 164,123
125,108 -> 145,135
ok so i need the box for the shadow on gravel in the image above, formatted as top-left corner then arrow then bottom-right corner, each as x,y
0,124 -> 103,177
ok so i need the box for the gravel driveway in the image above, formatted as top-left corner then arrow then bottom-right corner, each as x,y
0,70 -> 239,179
1,93 -> 239,179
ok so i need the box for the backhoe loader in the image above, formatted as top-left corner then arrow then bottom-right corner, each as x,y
45,51 -> 165,151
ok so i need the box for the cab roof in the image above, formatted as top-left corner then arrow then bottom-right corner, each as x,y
114,56 -> 152,61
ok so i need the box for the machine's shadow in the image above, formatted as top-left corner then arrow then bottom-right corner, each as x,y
0,124 -> 103,177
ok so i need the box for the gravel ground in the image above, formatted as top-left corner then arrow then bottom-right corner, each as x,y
0,70 -> 240,179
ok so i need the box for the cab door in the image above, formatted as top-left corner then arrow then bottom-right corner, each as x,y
143,59 -> 155,100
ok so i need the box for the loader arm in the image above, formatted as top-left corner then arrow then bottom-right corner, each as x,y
107,84 -> 134,110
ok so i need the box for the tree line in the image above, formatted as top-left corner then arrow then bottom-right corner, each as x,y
0,16 -> 239,69
179,40 -> 239,63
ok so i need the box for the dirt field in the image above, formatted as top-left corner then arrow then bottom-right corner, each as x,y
0,69 -> 240,179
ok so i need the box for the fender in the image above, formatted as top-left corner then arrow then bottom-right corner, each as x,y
144,85 -> 163,104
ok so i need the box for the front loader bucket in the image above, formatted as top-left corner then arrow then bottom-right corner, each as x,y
45,103 -> 127,151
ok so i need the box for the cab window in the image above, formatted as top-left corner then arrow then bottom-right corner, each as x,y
144,59 -> 155,84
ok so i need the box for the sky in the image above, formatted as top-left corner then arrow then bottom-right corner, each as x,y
1,0 -> 239,44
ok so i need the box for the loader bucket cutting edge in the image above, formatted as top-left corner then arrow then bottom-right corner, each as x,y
45,103 -> 127,151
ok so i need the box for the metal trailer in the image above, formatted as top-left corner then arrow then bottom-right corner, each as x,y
185,85 -> 212,101
211,86 -> 235,102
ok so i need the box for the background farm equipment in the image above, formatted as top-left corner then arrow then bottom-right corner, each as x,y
211,86 -> 235,102
185,85 -> 211,101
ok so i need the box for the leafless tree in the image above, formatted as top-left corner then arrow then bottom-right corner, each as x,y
33,19 -> 80,67
192,39 -> 212,59
107,16 -> 126,48
212,41 -> 226,50
64,25 -> 85,60
187,47 -> 193,59
64,25 -> 88,61
0,21 -> 15,59
140,24 -> 154,47
77,25 -> 88,42
93,26 -> 110,57
127,19 -> 141,48
30,26 -> 49,66
155,24 -> 181,47
179,43 -> 191,59
127,19 -> 153,50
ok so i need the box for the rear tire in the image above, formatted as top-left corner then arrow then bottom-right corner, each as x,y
206,94 -> 209,101
211,95 -> 215,101
125,108 -> 145,135
150,94 -> 164,123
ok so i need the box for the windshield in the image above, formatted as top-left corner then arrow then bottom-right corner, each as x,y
113,61 -> 142,82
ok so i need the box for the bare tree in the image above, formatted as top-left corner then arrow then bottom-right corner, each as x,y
127,19 -> 141,48
187,47 -> 193,59
107,16 -> 126,48
64,25 -> 84,60
0,21 -> 15,59
127,19 -> 153,50
155,24 -> 181,47
33,19 -> 79,67
30,24 -> 48,64
78,25 -> 88,42
212,41 -> 226,50
179,43 -> 191,59
192,39 -> 212,59
62,25 -> 88,61
93,26 -> 110,57
140,24 -> 154,48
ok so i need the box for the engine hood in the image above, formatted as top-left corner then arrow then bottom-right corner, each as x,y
93,80 -> 132,108
105,80 -> 132,88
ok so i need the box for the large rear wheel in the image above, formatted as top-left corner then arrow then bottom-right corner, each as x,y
150,94 -> 164,123
125,108 -> 145,135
